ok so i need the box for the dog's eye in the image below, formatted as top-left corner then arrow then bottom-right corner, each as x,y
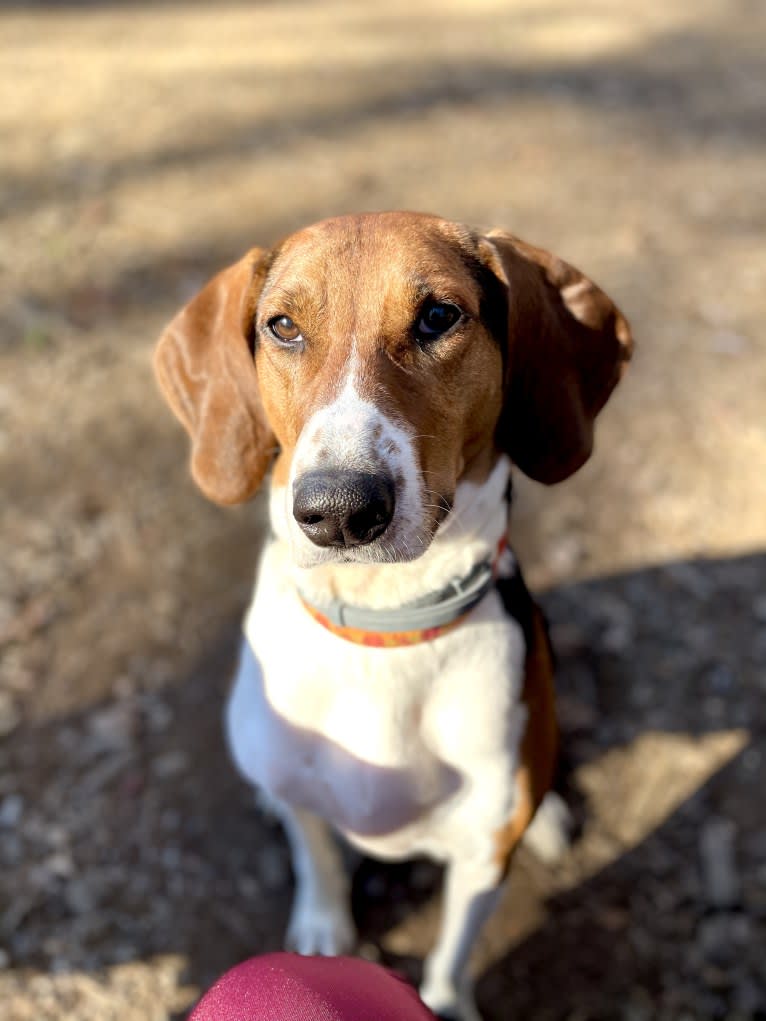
415,301 -> 462,341
268,315 -> 303,344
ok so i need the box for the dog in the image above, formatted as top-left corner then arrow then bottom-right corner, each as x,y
154,212 -> 632,1020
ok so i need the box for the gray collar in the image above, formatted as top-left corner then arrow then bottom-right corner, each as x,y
297,553 -> 498,635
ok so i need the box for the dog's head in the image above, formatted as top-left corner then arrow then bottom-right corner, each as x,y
155,212 -> 632,567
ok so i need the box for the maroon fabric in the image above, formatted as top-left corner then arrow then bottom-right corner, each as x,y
189,953 -> 438,1021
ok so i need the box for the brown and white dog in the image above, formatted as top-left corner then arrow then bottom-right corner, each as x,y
155,212 -> 632,1020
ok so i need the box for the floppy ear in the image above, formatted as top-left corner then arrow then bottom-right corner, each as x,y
481,230 -> 633,484
153,248 -> 277,505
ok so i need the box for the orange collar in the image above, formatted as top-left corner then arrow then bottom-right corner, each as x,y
298,536 -> 508,648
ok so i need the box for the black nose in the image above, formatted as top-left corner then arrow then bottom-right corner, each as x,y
293,470 -> 395,548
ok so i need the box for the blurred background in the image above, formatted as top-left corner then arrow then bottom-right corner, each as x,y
1,1 -> 765,1018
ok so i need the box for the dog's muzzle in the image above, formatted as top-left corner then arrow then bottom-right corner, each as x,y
292,470 -> 396,549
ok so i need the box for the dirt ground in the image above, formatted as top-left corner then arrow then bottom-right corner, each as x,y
1,1 -> 765,1018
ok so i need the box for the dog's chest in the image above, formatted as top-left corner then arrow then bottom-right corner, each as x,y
227,543 -> 527,846
228,635 -> 459,838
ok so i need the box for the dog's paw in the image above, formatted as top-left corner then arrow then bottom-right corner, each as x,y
521,789 -> 573,864
286,897 -> 356,956
420,978 -> 483,1021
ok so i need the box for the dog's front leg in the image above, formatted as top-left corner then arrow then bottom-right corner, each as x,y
419,857 -> 503,1021
275,802 -> 357,956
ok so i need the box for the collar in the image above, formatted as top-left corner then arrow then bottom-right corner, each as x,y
297,536 -> 508,648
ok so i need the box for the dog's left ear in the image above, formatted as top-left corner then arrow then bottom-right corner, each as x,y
480,230 -> 633,484
153,248 -> 277,505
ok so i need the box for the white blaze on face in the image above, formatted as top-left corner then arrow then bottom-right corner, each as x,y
271,368 -> 426,567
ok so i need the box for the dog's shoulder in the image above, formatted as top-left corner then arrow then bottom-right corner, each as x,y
494,556 -> 553,666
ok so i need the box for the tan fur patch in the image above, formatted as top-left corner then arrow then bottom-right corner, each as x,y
493,606 -> 558,875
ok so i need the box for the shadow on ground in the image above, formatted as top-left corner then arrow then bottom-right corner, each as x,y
2,551 -> 764,1018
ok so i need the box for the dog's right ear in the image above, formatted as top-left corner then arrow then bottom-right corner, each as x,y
480,231 -> 633,484
154,249 -> 277,505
